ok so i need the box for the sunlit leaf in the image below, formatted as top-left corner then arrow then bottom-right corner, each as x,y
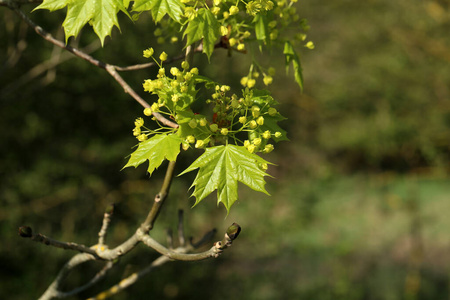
123,134 -> 181,175
179,145 -> 271,212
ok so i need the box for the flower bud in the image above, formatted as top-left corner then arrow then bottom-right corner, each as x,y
137,134 -> 148,141
247,78 -> 256,88
262,130 -> 271,139
253,138 -> 262,146
263,75 -> 273,86
305,41 -> 315,49
239,116 -> 247,124
190,67 -> 199,75
256,116 -> 264,125
195,139 -> 205,148
263,144 -> 274,153
229,5 -> 239,15
210,123 -> 219,132
181,61 -> 189,70
134,117 -> 144,127
220,26 -> 229,36
274,132 -> 282,138
220,128 -> 229,135
143,48 -> 154,58
143,107 -> 153,116
189,119 -> 198,128
247,144 -> 256,153
186,135 -> 195,144
159,51 -> 168,61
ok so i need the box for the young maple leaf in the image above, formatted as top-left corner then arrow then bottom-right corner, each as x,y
179,144 -> 272,212
123,134 -> 181,175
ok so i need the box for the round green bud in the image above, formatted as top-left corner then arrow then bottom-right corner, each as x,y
159,51 -> 168,61
181,61 -> 189,70
256,116 -> 264,125
268,107 -> 277,116
249,120 -> 257,129
210,123 -> 219,132
253,138 -> 262,146
186,135 -> 195,144
274,132 -> 282,138
229,5 -> 239,15
195,140 -> 205,148
189,119 -> 198,128
144,107 -> 153,116
247,144 -> 256,153
263,75 -> 273,86
263,144 -> 274,153
137,134 -> 148,141
262,130 -> 271,139
220,26 -> 229,36
220,128 -> 229,135
170,67 -> 180,76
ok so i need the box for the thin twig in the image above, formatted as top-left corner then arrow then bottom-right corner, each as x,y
9,6 -> 178,128
23,230 -> 101,258
141,160 -> 177,232
58,261 -> 115,298
87,255 -> 170,300
38,253 -> 97,300
98,203 -> 115,246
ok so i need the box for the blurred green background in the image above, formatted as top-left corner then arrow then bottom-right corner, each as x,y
1,0 -> 449,299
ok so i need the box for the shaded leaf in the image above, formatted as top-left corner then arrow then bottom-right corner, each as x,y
132,0 -> 184,23
283,41 -> 304,91
183,8 -> 220,59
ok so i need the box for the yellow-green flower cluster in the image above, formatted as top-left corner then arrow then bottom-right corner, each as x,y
241,67 -> 275,88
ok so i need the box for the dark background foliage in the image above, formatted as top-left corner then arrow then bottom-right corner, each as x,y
1,0 -> 449,299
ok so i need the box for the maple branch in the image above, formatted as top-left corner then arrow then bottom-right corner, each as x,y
8,6 -> 179,128
141,160 -> 177,232
19,226 -> 101,259
88,225 -> 218,299
98,203 -> 114,246
38,253 -> 97,300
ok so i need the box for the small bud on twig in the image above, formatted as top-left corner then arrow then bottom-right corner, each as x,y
226,223 -> 241,241
18,226 -> 33,238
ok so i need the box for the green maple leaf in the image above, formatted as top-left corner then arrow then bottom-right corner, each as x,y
132,0 -> 184,23
123,133 -> 181,175
179,145 -> 272,212
284,41 -> 304,91
34,0 -> 129,45
183,8 -> 220,59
